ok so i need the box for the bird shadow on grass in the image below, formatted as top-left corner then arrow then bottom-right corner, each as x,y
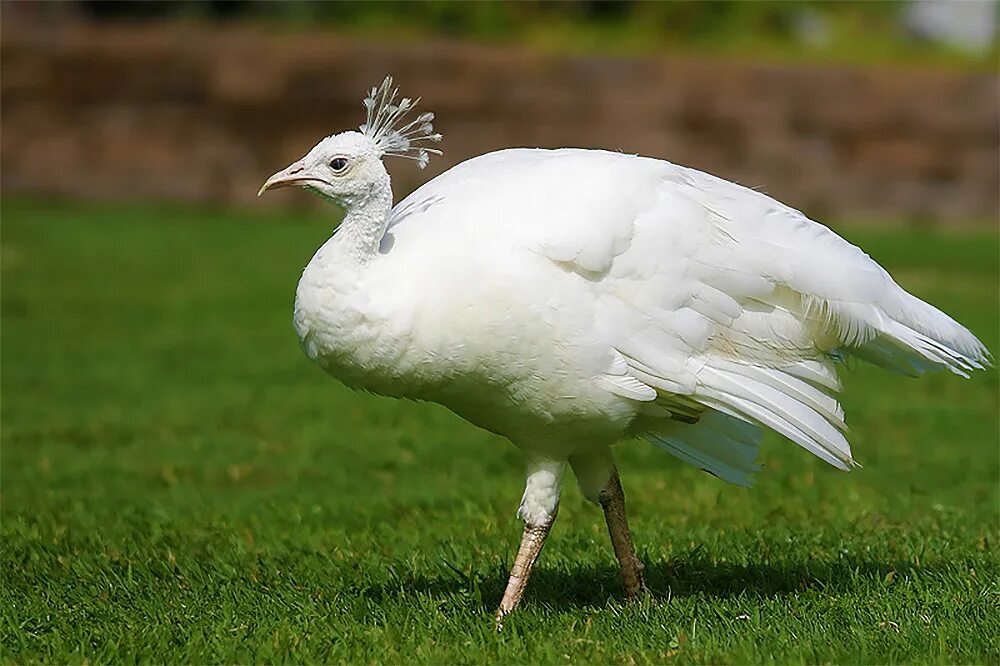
358,554 -> 934,612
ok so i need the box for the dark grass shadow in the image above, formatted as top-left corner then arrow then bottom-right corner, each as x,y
357,555 -> 947,612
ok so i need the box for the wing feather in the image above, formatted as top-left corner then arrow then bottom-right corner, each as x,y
550,156 -> 987,480
396,148 -> 988,484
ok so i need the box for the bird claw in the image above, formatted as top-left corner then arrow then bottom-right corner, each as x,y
494,608 -> 508,632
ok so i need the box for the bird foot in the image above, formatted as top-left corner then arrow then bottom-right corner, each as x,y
625,580 -> 649,603
494,607 -> 510,632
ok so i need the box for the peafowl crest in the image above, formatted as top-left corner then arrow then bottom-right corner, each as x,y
360,76 -> 443,169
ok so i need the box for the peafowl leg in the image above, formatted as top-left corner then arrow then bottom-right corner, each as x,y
570,451 -> 646,600
494,511 -> 557,628
599,468 -> 645,599
495,459 -> 564,629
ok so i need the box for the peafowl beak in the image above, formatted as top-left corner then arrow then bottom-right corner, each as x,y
258,161 -> 314,196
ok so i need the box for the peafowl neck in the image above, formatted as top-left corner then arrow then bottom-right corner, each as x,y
328,178 -> 394,263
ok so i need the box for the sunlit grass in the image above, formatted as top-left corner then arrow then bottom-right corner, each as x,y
2,198 -> 997,663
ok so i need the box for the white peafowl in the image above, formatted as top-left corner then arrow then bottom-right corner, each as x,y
259,77 -> 990,626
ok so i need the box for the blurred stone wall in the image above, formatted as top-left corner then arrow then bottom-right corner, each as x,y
2,19 -> 998,223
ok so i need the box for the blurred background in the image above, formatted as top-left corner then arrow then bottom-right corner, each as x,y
2,0 -> 998,222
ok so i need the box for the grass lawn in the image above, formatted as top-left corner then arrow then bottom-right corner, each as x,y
2,197 -> 998,664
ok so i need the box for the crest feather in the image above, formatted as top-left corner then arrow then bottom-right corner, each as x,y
360,76 -> 443,169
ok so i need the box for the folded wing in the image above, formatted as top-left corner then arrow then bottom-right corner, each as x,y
550,158 -> 990,482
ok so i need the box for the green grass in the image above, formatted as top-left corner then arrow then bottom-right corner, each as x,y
2,197 -> 998,664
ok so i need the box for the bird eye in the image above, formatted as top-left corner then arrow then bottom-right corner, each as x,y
330,157 -> 349,172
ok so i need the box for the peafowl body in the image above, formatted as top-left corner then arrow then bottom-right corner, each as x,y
260,77 -> 990,625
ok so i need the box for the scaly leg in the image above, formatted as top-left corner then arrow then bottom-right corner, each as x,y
494,509 -> 557,627
598,467 -> 645,599
495,459 -> 563,629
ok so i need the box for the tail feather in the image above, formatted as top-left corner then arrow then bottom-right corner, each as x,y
631,254 -> 990,484
647,411 -> 763,487
783,358 -> 842,391
697,364 -> 854,470
644,359 -> 854,485
851,289 -> 990,378
710,359 -> 846,430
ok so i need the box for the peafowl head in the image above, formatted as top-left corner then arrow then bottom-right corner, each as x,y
259,76 -> 442,207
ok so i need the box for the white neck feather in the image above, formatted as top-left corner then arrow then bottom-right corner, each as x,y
294,175 -> 402,394
327,179 -> 393,263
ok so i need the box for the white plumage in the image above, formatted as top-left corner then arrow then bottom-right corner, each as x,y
288,145 -> 986,478
260,77 -> 990,624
